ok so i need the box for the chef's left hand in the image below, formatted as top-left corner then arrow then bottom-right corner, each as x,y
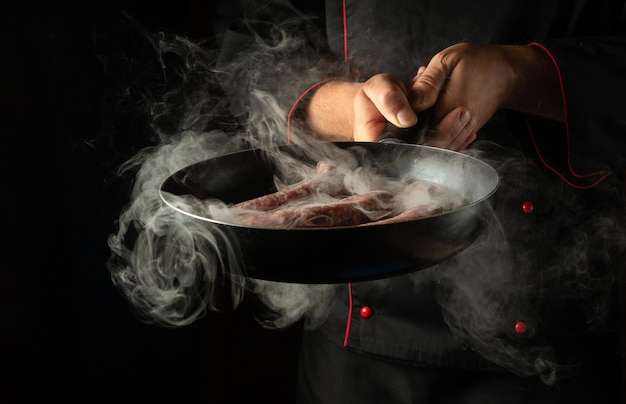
409,42 -> 564,150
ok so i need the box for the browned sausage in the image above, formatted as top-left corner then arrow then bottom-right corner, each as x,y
232,161 -> 343,211
232,181 -> 317,211
239,190 -> 394,228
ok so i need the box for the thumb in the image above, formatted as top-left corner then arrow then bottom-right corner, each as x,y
409,64 -> 449,111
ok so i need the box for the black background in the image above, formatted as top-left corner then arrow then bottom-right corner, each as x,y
1,1 -> 302,402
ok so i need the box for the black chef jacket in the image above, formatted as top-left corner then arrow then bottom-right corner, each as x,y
214,0 -> 626,402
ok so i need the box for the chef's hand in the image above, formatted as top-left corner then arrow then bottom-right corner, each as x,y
409,42 -> 564,150
305,74 -> 472,144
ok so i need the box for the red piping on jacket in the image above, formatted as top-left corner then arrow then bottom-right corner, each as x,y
286,1 -> 354,345
286,0 -> 351,144
526,42 -> 611,189
341,0 -> 354,348
286,78 -> 336,144
343,282 -> 353,347
342,0 -> 349,63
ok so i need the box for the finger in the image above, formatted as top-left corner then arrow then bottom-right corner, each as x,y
409,59 -> 455,111
423,107 -> 476,150
353,89 -> 390,142
456,132 -> 477,152
446,110 -> 477,151
409,66 -> 427,87
445,121 -> 478,151
361,75 -> 417,129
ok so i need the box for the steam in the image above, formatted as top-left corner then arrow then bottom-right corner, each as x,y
101,14 -> 622,385
107,131 -> 248,326
432,143 -> 622,383
102,14 -> 340,330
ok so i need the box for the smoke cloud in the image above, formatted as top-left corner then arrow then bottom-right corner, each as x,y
100,14 -> 623,385
101,14 -> 340,330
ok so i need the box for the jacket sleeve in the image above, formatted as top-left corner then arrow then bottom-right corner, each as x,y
536,36 -> 626,173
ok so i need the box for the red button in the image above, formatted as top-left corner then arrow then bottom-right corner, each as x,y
514,321 -> 527,334
521,201 -> 534,214
359,306 -> 373,318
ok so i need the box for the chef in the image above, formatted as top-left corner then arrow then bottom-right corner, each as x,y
214,1 -> 626,402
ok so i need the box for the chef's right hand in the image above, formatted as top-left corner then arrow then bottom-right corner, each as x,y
306,74 -> 416,142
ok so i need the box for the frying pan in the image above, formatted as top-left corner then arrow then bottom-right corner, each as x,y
159,142 -> 499,283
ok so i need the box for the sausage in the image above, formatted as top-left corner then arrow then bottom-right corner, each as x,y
239,190 -> 394,228
361,205 -> 445,226
232,161 -> 343,211
230,165 -> 461,228
232,181 -> 317,211
361,181 -> 459,225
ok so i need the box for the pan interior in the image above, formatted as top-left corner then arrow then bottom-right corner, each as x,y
160,142 -> 499,221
